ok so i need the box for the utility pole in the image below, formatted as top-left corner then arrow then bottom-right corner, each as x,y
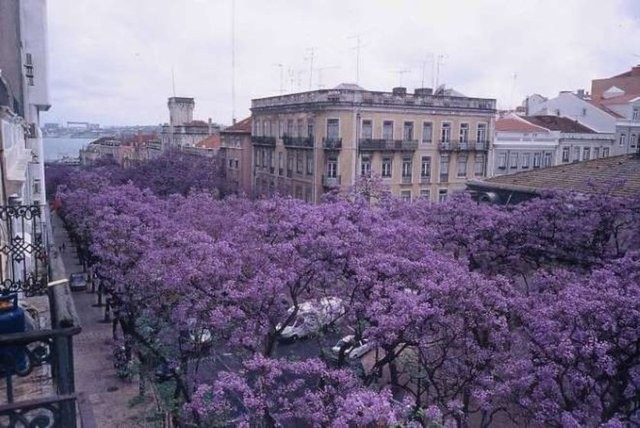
231,0 -> 236,123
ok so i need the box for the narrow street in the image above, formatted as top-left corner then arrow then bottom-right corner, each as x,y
50,211 -> 159,427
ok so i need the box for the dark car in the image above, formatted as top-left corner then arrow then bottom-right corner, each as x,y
69,272 -> 87,291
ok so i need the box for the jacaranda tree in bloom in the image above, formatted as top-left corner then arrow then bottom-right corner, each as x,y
49,155 -> 640,427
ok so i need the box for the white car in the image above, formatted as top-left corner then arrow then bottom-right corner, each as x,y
331,335 -> 373,360
277,297 -> 344,341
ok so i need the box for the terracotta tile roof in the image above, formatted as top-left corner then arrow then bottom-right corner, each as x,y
591,66 -> 640,102
222,117 -> 251,134
481,154 -> 640,198
495,116 -> 550,133
523,116 -> 596,133
195,134 -> 221,149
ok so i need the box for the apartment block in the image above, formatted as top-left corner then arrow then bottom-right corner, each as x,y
250,84 -> 496,203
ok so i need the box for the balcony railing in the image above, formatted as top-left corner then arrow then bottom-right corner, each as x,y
359,139 -> 419,152
283,136 -> 314,149
322,138 -> 342,150
401,175 -> 413,184
322,175 -> 341,187
251,136 -> 276,147
438,140 -> 489,152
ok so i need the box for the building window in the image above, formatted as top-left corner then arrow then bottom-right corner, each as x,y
441,122 -> 451,142
562,147 -> 570,163
306,152 -> 313,175
308,120 -> 314,138
631,134 -> 638,149
296,151 -> 303,173
287,119 -> 294,136
497,153 -> 507,169
235,160 -> 239,168
403,122 -> 414,141
383,121 -> 394,140
327,119 -> 340,139
402,158 -> 412,178
327,157 -> 338,178
254,120 -> 260,136
297,119 -> 304,137
229,159 -> 234,168
420,189 -> 430,200
583,147 -> 591,161
620,133 -> 627,147
362,120 -> 373,139
594,147 -> 600,158
633,107 -> 640,121
279,120 -> 285,137
24,52 -> 34,86
459,123 -> 469,143
287,152 -> 294,176
521,153 -> 530,169
266,120 -> 272,137
382,157 -> 392,177
573,147 -> 580,162
439,155 -> 449,181
457,155 -> 468,177
543,152 -> 552,167
438,189 -> 448,202
477,123 -> 487,143
510,153 -> 518,169
421,156 -> 431,180
533,153 -> 541,168
422,122 -> 433,143
400,191 -> 411,201
268,151 -> 274,172
361,156 -> 371,176
603,147 -> 610,157
474,154 -> 485,176
278,152 -> 284,175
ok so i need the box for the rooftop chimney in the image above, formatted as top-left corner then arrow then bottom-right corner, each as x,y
576,89 -> 585,98
414,88 -> 433,96
392,87 -> 407,96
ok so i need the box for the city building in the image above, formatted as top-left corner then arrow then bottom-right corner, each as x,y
468,152 -> 640,204
250,84 -> 496,203
525,66 -> 640,156
160,96 -> 221,149
491,114 -> 615,177
220,117 -> 252,195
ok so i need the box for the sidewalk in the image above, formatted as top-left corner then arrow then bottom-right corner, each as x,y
50,211 -> 159,427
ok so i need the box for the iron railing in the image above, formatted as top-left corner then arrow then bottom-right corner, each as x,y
322,138 -> 342,150
359,139 -> 419,152
322,175 -> 341,187
250,136 -> 276,147
438,140 -> 489,152
282,136 -> 314,149
0,204 -> 48,296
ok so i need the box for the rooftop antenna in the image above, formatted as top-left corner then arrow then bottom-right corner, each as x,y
171,67 -> 176,96
288,67 -> 295,92
421,53 -> 434,88
314,65 -> 340,89
394,69 -> 410,87
231,0 -> 236,123
349,35 -> 365,84
435,54 -> 446,88
273,63 -> 284,94
305,47 -> 316,90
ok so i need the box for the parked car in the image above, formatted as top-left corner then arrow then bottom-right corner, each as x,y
331,335 -> 373,360
69,272 -> 87,291
277,297 -> 344,342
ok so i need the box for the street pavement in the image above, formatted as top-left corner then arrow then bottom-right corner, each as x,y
50,211 -> 159,427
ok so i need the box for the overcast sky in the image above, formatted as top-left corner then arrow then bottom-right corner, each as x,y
42,0 -> 640,127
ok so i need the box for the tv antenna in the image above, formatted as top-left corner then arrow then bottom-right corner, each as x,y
305,47 -> 316,90
171,67 -> 176,96
231,0 -> 237,123
435,54 -> 446,88
349,34 -> 367,84
273,63 -> 284,94
314,65 -> 340,88
394,69 -> 410,86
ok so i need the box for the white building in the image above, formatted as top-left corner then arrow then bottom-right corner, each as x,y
491,114 -> 614,177
159,97 -> 220,148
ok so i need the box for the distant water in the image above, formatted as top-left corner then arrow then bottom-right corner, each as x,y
43,137 -> 95,161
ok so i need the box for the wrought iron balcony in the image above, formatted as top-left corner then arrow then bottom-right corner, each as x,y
250,136 -> 276,147
438,140 -> 489,152
282,136 -> 314,149
359,139 -> 419,152
322,138 -> 342,150
322,175 -> 341,187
